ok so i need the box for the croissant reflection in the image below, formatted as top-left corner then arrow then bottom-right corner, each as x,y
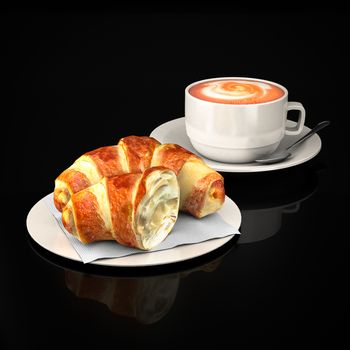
65,272 -> 179,324
64,256 -> 224,324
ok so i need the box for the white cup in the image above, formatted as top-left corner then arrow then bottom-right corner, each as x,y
185,77 -> 306,163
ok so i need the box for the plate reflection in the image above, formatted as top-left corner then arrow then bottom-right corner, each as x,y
29,234 -> 238,324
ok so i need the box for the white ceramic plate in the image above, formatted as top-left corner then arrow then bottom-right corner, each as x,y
26,195 -> 241,267
150,117 -> 322,173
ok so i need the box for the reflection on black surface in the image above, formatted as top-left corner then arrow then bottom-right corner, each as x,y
64,256 -> 223,324
29,234 -> 238,324
224,162 -> 322,244
26,162 -> 322,327
65,270 -> 179,324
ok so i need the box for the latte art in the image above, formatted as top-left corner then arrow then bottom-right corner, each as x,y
189,79 -> 285,104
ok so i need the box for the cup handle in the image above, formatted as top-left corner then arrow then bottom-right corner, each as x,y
285,101 -> 306,135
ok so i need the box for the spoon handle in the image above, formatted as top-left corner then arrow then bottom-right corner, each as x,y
286,120 -> 330,151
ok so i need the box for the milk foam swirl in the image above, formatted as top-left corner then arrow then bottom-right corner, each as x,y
189,79 -> 285,104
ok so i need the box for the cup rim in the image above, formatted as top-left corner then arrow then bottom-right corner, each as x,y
185,77 -> 288,106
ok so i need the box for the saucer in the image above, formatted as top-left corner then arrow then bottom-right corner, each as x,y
150,117 -> 322,173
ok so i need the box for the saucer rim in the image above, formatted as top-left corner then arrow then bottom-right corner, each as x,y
150,117 -> 322,173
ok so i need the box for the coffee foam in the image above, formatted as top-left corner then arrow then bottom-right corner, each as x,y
189,79 -> 285,104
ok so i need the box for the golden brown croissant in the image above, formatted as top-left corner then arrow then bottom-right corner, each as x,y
62,166 -> 179,249
55,136 -> 225,218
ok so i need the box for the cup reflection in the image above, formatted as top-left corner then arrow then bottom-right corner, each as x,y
224,162 -> 321,244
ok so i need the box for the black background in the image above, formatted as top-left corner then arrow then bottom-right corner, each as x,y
1,6 -> 349,348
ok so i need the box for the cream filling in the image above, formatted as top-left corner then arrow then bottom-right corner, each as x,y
135,170 -> 179,250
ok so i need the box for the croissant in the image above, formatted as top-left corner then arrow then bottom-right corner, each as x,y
54,136 -> 225,218
62,167 -> 179,250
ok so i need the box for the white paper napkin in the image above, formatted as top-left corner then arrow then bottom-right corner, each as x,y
44,193 -> 239,264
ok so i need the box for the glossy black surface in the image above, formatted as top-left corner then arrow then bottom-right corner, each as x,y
2,10 -> 348,347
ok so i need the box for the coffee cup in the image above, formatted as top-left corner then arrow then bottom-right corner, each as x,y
185,77 -> 306,163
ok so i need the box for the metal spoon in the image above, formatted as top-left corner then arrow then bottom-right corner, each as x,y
255,120 -> 330,164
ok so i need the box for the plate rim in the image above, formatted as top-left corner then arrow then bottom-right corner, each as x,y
150,117 -> 322,173
26,194 -> 241,267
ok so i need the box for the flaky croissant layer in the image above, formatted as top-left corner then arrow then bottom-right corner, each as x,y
55,136 -> 225,218
62,167 -> 180,250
